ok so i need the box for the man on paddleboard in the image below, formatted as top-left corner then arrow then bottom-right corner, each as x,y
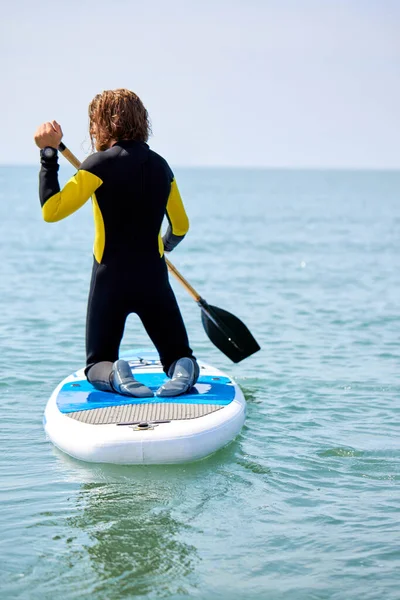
34,88 -> 199,398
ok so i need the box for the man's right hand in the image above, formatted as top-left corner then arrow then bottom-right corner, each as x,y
34,120 -> 63,149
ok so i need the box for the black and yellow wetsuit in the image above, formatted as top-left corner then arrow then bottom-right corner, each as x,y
39,140 -> 194,377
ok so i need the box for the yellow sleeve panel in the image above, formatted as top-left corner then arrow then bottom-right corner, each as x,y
92,192 -> 106,264
166,179 -> 189,236
42,170 -> 103,223
158,232 -> 164,257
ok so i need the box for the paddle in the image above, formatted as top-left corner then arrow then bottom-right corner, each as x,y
58,142 -> 260,362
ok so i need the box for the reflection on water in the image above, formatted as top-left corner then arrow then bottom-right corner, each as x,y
65,472 -> 198,598
56,442 -> 240,599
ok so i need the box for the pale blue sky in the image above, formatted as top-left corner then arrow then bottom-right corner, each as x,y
1,0 -> 399,167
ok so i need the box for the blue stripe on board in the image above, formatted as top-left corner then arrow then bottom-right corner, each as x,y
55,349 -> 235,414
57,375 -> 235,414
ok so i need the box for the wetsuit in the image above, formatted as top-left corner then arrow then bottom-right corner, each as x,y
39,140 -> 194,380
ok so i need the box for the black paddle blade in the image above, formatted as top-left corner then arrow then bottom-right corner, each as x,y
199,300 -> 260,363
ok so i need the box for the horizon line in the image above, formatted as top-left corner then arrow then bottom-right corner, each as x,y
1,163 -> 400,172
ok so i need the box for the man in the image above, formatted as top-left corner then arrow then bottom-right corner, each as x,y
34,88 -> 199,398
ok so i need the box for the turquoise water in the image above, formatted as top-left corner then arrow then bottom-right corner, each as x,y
1,165 -> 399,599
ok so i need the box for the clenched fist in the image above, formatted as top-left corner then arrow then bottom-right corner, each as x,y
34,120 -> 63,149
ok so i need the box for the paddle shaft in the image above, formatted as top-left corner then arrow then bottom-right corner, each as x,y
58,143 -> 81,170
58,142 -> 201,302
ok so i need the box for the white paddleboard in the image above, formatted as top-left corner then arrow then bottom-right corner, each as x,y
44,349 -> 246,464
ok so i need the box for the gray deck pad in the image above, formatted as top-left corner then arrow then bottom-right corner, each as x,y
67,403 -> 223,425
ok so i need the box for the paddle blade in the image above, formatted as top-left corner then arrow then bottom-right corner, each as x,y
199,301 -> 260,363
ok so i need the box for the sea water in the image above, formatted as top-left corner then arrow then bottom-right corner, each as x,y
0,165 -> 399,599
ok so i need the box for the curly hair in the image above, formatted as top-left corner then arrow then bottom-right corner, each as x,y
89,88 -> 151,151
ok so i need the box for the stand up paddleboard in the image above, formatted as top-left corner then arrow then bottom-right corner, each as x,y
43,350 -> 246,464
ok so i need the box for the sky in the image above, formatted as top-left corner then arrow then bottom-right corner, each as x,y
1,0 -> 399,168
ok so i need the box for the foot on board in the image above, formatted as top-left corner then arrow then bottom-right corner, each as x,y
156,357 -> 200,397
111,360 -> 154,398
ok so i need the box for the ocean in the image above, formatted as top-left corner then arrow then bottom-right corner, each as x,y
0,165 -> 399,599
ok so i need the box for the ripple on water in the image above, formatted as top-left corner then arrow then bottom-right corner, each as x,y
318,447 -> 365,458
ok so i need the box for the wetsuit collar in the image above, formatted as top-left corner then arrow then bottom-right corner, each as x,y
114,140 -> 149,150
